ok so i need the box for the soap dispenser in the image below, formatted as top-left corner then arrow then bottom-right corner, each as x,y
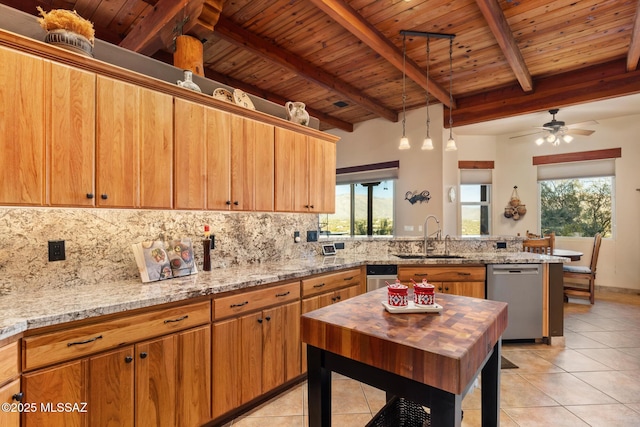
203,225 -> 211,271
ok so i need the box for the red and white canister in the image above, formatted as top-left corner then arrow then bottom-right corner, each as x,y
387,283 -> 409,307
414,281 -> 435,306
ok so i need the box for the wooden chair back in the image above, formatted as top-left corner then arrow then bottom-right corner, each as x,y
564,233 -> 601,304
523,232 -> 555,255
589,233 -> 602,274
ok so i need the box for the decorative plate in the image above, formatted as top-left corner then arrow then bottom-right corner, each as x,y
233,89 -> 255,110
212,88 -> 234,103
381,301 -> 443,314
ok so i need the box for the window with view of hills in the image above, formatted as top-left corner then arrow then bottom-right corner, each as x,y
321,181 -> 394,236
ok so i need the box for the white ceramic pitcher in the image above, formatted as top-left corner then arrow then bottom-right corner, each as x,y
285,101 -> 310,126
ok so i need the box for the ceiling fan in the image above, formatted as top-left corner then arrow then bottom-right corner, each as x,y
511,108 -> 598,145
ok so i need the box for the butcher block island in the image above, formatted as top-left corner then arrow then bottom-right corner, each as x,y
302,288 -> 508,427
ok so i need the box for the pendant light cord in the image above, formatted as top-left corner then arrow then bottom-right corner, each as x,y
426,37 -> 430,138
402,34 -> 407,139
448,38 -> 454,140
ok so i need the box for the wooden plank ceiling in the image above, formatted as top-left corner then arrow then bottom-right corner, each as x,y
6,0 -> 640,132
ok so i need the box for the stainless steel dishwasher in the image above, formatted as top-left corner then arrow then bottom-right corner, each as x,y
366,265 -> 398,292
487,264 -> 543,340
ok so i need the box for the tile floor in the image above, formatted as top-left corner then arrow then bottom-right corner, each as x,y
225,290 -> 640,426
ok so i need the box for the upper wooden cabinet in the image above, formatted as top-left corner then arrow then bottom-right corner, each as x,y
274,128 -> 336,213
48,62 -> 96,206
231,115 -> 274,211
96,76 -> 173,208
0,47 -> 46,206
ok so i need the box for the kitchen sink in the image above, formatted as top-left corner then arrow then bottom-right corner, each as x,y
393,254 -> 465,259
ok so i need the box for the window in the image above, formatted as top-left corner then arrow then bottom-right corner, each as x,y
459,167 -> 493,236
321,180 -> 394,236
539,177 -> 613,238
460,184 -> 491,236
535,153 -> 617,238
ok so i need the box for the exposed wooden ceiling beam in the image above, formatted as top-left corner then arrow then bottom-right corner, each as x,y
474,0 -> 533,92
628,0 -> 640,71
450,59 -> 640,127
308,0 -> 454,109
119,0 -> 222,56
213,16 -> 398,123
204,69 -> 354,132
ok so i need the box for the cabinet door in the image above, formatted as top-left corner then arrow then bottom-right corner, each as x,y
0,47 -> 45,205
308,137 -> 336,213
212,318 -> 241,418
88,347 -> 134,427
0,379 -> 20,427
136,335 -> 176,427
282,301 -> 301,382
48,62 -> 96,207
240,312 -> 263,402
231,116 -> 274,211
176,325 -> 211,427
96,76 -> 139,207
174,99 -> 206,209
262,306 -> 284,392
22,360 -> 86,427
139,88 -> 173,209
448,281 -> 486,299
334,284 -> 361,303
206,108 -> 232,210
274,127 -> 308,212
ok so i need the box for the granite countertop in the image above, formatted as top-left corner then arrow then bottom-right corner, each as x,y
0,252 -> 563,341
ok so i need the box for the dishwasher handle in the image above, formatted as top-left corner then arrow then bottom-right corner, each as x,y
490,264 -> 540,275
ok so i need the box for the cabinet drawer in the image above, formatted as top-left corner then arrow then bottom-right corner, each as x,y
214,281 -> 300,320
399,266 -> 486,282
0,341 -> 19,385
23,301 -> 211,371
301,268 -> 361,297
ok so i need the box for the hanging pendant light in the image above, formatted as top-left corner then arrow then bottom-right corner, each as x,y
421,37 -> 434,151
398,34 -> 411,150
445,37 -> 457,151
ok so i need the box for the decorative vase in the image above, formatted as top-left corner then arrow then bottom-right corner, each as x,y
44,29 -> 93,57
285,101 -> 310,126
176,70 -> 201,93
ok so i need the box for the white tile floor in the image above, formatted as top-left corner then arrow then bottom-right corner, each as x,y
226,290 -> 640,426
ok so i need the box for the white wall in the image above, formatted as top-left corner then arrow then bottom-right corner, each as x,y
331,106 -> 640,292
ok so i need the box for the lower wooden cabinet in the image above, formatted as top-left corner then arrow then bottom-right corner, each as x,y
212,300 -> 300,419
21,324 -> 210,427
398,265 -> 486,299
0,379 -> 21,427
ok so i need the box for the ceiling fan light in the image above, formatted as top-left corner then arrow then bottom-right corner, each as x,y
535,137 -> 545,146
546,134 -> 556,143
445,136 -> 457,151
421,136 -> 434,150
563,134 -> 574,143
399,136 -> 411,150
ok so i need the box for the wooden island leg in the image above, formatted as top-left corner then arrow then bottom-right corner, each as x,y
481,339 -> 501,426
307,345 -> 331,427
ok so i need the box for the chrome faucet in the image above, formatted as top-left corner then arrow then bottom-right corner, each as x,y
423,215 -> 441,254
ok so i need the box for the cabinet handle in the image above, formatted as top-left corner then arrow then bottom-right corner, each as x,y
309,205 -> 314,209
415,273 -> 428,277
12,392 -> 23,402
457,272 -> 471,276
164,315 -> 189,324
304,205 -> 309,208
101,194 -> 108,200
226,201 -> 231,205
233,201 -> 239,205
257,318 -> 263,324
445,286 -> 450,291
67,335 -> 103,347
313,283 -> 326,288
230,301 -> 249,308
86,193 -> 94,199
343,276 -> 354,280
275,291 -> 290,297
124,356 -> 133,363
438,286 -> 443,291
140,352 -> 148,359
265,316 -> 271,321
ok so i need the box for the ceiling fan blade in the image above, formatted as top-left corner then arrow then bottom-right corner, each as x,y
566,129 -> 595,136
509,131 -> 544,139
567,120 -> 599,128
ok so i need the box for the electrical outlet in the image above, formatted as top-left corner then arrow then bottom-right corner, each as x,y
497,241 -> 507,249
48,240 -> 66,261
335,242 -> 345,250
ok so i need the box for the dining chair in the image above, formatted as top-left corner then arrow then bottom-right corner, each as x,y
563,233 -> 602,304
522,232 -> 555,255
